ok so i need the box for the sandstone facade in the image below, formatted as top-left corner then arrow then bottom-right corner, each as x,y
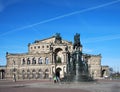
5,35 -> 109,80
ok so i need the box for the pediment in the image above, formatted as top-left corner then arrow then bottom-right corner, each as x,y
34,36 -> 72,45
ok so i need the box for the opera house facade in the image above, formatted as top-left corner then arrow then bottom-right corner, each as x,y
5,34 -> 109,80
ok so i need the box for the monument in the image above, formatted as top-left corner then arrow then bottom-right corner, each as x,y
65,33 -> 92,82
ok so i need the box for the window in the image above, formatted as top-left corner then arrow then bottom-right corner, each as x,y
69,46 -> 71,49
32,69 -> 36,78
38,58 -> 42,64
27,58 -> 30,65
13,60 -> 16,65
27,69 -> 30,78
42,46 -> 44,48
38,69 -> 42,79
47,45 -> 49,48
31,47 -> 33,49
44,69 -> 49,79
38,46 -> 40,48
22,70 -> 25,73
38,69 -> 42,72
45,57 -> 49,64
32,57 -> 36,64
32,69 -> 36,72
45,69 -> 49,72
22,58 -> 25,65
27,69 -> 30,72
22,70 -> 25,79
34,46 -> 36,49
13,68 -> 16,72
56,56 -> 61,63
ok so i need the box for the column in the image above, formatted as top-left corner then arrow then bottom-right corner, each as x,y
53,53 -> 55,64
0,71 -> 2,79
50,53 -> 52,64
62,52 -> 66,64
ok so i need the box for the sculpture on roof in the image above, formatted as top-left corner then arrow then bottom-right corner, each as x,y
55,33 -> 62,44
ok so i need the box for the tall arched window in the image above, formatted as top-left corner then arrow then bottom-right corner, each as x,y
13,60 -> 16,65
45,57 -> 49,64
22,70 -> 25,73
38,57 -> 42,64
38,69 -> 42,72
45,69 -> 49,72
32,57 -> 36,64
32,69 -> 36,73
22,70 -> 25,79
44,69 -> 49,79
27,69 -> 30,79
38,69 -> 42,79
22,58 -> 25,65
32,69 -> 36,79
27,58 -> 30,65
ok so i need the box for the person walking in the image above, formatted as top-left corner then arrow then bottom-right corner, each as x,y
53,76 -> 57,83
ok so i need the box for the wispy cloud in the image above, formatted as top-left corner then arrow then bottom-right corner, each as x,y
83,48 -> 93,53
0,0 -> 120,37
83,34 -> 120,43
0,0 -> 22,12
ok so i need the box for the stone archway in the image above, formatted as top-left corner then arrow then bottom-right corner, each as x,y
0,69 -> 5,79
56,67 -> 62,78
102,69 -> 106,77
55,48 -> 63,64
44,69 -> 49,79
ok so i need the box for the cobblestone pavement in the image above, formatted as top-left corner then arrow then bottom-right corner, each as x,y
0,79 -> 120,92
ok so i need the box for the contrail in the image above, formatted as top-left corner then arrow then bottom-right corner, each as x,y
0,0 -> 120,37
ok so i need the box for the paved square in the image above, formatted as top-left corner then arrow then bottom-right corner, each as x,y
0,79 -> 120,92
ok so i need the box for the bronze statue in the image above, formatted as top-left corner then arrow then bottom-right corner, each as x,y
65,33 -> 90,82
73,33 -> 81,50
55,33 -> 62,44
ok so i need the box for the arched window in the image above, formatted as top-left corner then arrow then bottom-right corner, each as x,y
44,69 -> 49,79
38,57 -> 42,64
13,68 -> 17,72
22,70 -> 25,73
27,69 -> 30,79
45,69 -> 49,72
45,57 -> 49,64
38,69 -> 43,79
22,58 -> 25,65
27,69 -> 30,73
27,58 -> 30,65
22,70 -> 25,79
38,69 -> 42,72
32,57 -> 36,64
13,60 -> 16,65
32,69 -> 36,72
32,69 -> 36,79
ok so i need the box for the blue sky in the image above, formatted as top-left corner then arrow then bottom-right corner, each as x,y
0,0 -> 120,72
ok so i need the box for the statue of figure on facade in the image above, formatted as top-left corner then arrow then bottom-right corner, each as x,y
73,33 -> 81,50
55,33 -> 62,44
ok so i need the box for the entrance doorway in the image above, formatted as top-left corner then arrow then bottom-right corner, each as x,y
0,70 -> 5,79
56,68 -> 61,78
102,69 -> 106,77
